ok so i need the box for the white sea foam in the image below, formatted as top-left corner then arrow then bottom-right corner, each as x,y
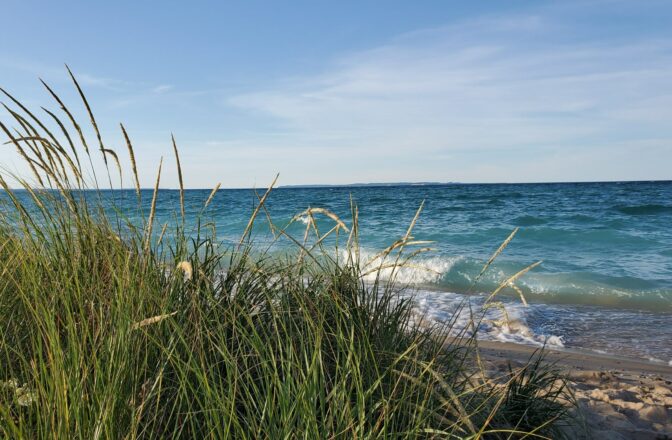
345,248 -> 565,349
352,248 -> 461,285
342,247 -> 670,358
410,289 -> 565,349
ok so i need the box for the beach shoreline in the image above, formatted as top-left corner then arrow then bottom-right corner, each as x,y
476,340 -> 672,438
477,340 -> 672,376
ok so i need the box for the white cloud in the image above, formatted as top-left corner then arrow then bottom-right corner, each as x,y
75,73 -> 132,91
152,84 -> 174,94
222,12 -> 672,183
2,5 -> 671,187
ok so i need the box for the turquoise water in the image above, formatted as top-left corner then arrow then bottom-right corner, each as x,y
5,181 -> 672,362
147,181 -> 672,309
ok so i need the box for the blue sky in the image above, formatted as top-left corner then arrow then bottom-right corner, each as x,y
1,0 -> 671,187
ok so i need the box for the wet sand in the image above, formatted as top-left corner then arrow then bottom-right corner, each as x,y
477,340 -> 672,439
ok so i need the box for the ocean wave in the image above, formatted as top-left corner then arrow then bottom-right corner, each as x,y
520,227 -> 656,247
452,191 -> 524,201
352,249 -> 462,285
407,289 -> 672,361
351,250 -> 562,348
513,215 -> 548,226
410,290 -> 565,348
348,248 -> 672,312
565,214 -> 598,223
613,204 -> 672,215
296,215 -> 311,225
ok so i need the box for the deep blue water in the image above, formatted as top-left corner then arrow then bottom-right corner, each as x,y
4,181 -> 672,362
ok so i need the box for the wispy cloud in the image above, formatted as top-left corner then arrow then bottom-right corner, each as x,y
2,3 -> 670,187
75,73 -> 133,91
0,58 -> 135,91
152,84 -> 174,94
225,11 -> 672,182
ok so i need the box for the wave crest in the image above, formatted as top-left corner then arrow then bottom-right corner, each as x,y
354,249 -> 460,285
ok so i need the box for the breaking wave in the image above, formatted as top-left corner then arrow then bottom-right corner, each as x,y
410,290 -> 565,348
350,249 -> 672,312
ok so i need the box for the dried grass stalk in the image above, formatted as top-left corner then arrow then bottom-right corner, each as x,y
145,158 -> 163,252
120,124 -> 141,201
486,260 -> 542,304
171,134 -> 184,221
66,65 -> 107,165
132,311 -> 178,330
238,174 -> 279,249
176,261 -> 193,281
472,227 -> 519,289
204,183 -> 221,208
292,207 -> 349,232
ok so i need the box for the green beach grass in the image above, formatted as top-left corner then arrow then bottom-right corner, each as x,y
0,71 -> 575,439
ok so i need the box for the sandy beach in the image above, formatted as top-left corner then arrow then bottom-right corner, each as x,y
477,341 -> 672,439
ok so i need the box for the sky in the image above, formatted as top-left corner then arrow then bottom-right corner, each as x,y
1,0 -> 671,188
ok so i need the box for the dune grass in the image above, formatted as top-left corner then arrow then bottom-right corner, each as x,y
0,71 -> 575,438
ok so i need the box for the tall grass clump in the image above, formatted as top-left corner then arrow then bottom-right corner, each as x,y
0,70 -> 575,439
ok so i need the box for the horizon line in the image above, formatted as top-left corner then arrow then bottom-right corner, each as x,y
5,178 -> 671,191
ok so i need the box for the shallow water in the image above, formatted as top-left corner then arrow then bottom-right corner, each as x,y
410,287 -> 672,365
4,181 -> 671,362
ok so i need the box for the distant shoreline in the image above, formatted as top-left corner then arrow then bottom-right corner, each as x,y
4,180 -> 671,191
278,179 -> 672,189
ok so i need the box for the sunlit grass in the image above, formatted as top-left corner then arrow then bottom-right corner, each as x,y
0,69 -> 575,439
